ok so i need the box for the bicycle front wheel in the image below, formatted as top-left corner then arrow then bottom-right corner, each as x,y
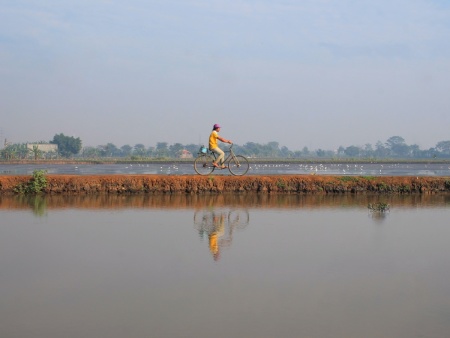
228,155 -> 249,176
228,209 -> 250,229
194,154 -> 215,175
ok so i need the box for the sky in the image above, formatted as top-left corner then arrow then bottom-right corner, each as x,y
1,0 -> 450,151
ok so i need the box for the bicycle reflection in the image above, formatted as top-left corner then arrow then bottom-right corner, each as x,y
194,208 -> 250,261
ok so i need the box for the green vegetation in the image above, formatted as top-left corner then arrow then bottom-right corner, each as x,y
31,145 -> 42,160
399,184 -> 411,193
2,134 -> 450,161
368,202 -> 390,212
50,133 -> 82,158
14,170 -> 48,194
377,182 -> 389,191
276,178 -> 286,189
339,176 -> 359,182
445,180 -> 450,189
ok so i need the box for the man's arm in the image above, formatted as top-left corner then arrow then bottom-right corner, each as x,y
218,136 -> 232,144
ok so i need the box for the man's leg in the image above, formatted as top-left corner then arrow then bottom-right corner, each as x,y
211,147 -> 225,166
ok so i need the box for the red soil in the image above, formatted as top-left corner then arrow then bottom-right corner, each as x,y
1,174 -> 449,195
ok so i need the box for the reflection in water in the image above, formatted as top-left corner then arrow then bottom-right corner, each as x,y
194,208 -> 249,261
1,193 -> 450,338
367,202 -> 391,223
368,208 -> 389,223
0,194 -> 50,216
2,192 -> 450,212
26,195 -> 48,216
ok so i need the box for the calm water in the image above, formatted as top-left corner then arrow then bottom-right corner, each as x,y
1,161 -> 450,176
1,194 -> 450,338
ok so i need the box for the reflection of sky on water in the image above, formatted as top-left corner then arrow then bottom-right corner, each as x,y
1,195 -> 450,338
2,161 -> 450,176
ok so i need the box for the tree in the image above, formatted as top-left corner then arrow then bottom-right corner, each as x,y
385,136 -> 409,157
435,141 -> 450,155
344,145 -> 361,157
375,141 -> 389,158
82,146 -> 100,158
146,146 -> 156,157
363,143 -> 374,157
1,145 -> 15,160
50,133 -> 82,158
31,145 -> 42,160
156,142 -> 169,158
16,144 -> 29,159
242,142 -> 261,157
410,144 -> 421,158
280,146 -> 292,157
120,145 -> 133,157
263,141 -> 280,157
301,147 -> 310,156
104,143 -> 119,157
185,144 -> 200,157
385,136 -> 405,149
134,144 -> 146,157
316,149 -> 326,157
169,143 -> 184,157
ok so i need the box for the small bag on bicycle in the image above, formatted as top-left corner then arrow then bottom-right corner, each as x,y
199,146 -> 208,154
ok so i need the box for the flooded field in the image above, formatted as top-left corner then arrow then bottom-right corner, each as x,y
1,194 -> 450,338
1,161 -> 450,176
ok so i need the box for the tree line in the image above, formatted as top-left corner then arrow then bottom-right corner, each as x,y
2,134 -> 450,160
1,133 -> 81,160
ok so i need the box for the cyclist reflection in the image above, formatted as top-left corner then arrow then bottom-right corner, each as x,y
194,208 -> 249,261
208,213 -> 225,260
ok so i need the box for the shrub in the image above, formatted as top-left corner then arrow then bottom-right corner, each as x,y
14,170 -> 48,194
368,202 -> 390,212
339,176 -> 358,182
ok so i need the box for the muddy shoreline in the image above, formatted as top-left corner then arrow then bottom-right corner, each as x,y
1,174 -> 450,195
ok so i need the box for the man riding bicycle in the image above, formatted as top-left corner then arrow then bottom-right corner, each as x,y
194,125 -> 249,176
209,123 -> 232,169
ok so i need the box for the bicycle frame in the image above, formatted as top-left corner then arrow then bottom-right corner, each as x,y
194,144 -> 249,176
210,145 -> 237,164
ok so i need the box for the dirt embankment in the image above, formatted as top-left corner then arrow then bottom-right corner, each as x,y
1,174 -> 450,195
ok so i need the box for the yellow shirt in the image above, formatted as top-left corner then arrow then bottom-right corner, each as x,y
209,233 -> 219,255
209,130 -> 219,150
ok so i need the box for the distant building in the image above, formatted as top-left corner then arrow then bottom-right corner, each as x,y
27,143 -> 58,153
179,149 -> 193,159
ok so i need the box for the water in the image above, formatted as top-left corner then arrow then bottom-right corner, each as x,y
1,161 -> 450,176
1,194 -> 450,338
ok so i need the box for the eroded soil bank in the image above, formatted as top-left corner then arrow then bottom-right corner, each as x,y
1,174 -> 450,195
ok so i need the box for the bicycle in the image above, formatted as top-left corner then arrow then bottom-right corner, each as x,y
194,208 -> 250,232
194,144 -> 250,176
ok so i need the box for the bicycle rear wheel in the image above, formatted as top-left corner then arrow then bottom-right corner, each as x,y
228,155 -> 249,176
194,154 -> 215,175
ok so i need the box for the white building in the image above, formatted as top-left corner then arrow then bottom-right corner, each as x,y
27,143 -> 58,153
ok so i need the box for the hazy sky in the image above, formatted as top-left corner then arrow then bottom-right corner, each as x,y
1,0 -> 449,150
